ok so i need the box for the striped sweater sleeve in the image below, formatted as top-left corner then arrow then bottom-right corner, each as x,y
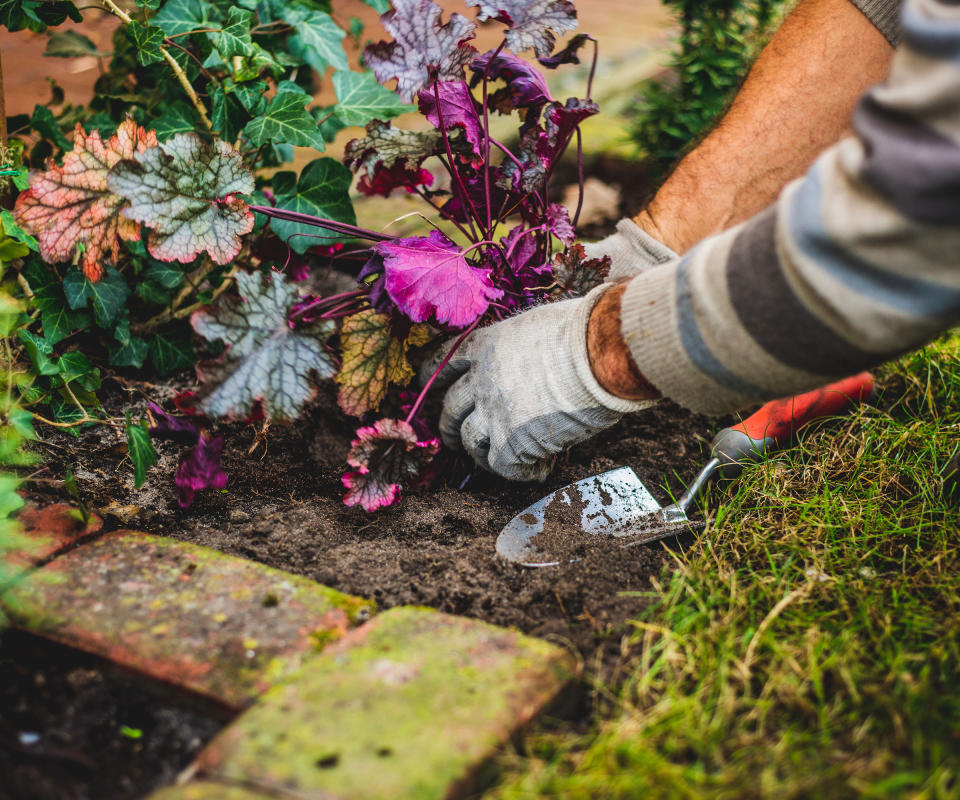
618,0 -> 960,416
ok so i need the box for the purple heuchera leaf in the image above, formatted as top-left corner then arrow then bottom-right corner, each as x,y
500,225 -> 550,307
465,0 -> 577,58
357,253 -> 395,315
546,203 -> 575,244
342,418 -> 440,512
470,51 -> 552,118
364,0 -> 478,103
441,169 -> 509,224
147,402 -> 202,444
417,81 -> 484,155
538,32 -> 591,68
176,432 -> 229,508
375,230 -> 503,328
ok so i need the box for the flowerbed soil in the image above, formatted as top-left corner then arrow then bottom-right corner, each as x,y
28,378 -> 723,684
0,629 -> 230,800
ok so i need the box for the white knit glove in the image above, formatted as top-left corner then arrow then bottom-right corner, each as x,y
583,218 -> 678,281
427,285 -> 659,481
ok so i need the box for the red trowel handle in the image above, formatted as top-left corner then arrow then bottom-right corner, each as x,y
711,372 -> 875,477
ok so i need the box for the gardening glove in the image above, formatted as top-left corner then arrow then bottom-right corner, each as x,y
426,285 -> 659,482
583,217 -> 678,281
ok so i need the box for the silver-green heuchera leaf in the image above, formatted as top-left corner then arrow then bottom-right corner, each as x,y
106,133 -> 254,265
191,270 -> 337,422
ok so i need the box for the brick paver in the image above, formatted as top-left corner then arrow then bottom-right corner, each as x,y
184,607 -> 576,800
9,501 -> 103,567
5,531 -> 375,709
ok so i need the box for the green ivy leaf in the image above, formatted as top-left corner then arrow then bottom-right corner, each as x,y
149,331 -> 194,375
285,7 -> 348,73
0,210 -> 38,252
125,417 -> 157,489
17,329 -> 60,376
152,0 -> 220,36
127,20 -> 165,67
210,7 -> 254,58
21,261 -> 90,345
211,87 -> 249,143
362,0 -> 391,13
56,351 -> 100,392
242,91 -> 326,150
152,102 -> 197,140
63,266 -> 130,328
331,70 -> 413,127
30,104 -> 70,150
225,79 -> 268,116
44,30 -> 101,58
109,336 -> 149,368
270,158 -> 356,253
136,0 -> 161,9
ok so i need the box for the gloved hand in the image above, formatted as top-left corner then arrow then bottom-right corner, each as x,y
583,217 -> 678,281
426,285 -> 659,481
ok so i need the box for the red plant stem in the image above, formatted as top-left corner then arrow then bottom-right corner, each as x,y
433,81 -> 483,240
250,205 -> 396,242
587,37 -> 599,101
412,186 -> 473,240
320,300 -> 367,319
290,289 -> 366,321
572,126 -> 585,229
164,38 -> 220,87
404,318 -> 480,425
480,41 -> 507,238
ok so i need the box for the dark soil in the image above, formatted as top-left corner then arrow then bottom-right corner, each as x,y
0,629 -> 231,800
28,377 -> 724,686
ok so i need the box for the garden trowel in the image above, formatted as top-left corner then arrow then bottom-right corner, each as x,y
496,372 -> 875,567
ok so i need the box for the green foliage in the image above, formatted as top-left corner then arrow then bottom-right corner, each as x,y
2,0 -> 413,491
125,414 -> 157,488
629,0 -> 788,176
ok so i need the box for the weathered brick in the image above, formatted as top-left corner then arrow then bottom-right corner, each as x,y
194,606 -> 577,799
5,531 -> 375,709
9,501 -> 103,567
147,781 -> 270,800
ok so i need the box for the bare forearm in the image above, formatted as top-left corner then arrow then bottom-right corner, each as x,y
635,0 -> 894,254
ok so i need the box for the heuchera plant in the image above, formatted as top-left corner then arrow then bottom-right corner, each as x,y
16,0 -> 612,511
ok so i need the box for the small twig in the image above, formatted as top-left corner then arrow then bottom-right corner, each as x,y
99,0 -> 212,129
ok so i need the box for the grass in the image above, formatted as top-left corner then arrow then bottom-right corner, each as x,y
488,333 -> 960,799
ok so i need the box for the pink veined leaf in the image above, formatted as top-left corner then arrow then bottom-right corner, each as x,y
14,119 -> 157,282
466,0 -> 577,58
546,203 -> 575,244
500,225 -> 551,308
175,431 -> 229,508
191,270 -> 337,422
342,418 -> 440,512
106,133 -> 254,265
417,80 -> 484,156
470,51 -> 552,120
364,0 -> 478,103
374,230 -> 504,329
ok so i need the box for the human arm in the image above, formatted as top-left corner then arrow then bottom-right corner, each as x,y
595,0 -> 960,413
437,0 -> 960,479
634,0 -> 897,254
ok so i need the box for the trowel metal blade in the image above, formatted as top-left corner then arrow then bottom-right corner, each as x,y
496,467 -> 664,567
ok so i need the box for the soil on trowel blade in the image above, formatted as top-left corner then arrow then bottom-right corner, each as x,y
28,378 -> 725,684
0,630 -> 230,800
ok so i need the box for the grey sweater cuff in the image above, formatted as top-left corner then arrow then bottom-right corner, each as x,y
849,0 -> 903,46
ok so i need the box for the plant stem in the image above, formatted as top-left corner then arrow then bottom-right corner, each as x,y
404,318 -> 480,424
412,187 -> 473,240
250,205 -> 397,243
164,38 -> 220,88
99,0 -> 212,129
480,41 -> 506,238
587,36 -> 599,101
432,81 -> 482,240
572,126 -> 585,229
